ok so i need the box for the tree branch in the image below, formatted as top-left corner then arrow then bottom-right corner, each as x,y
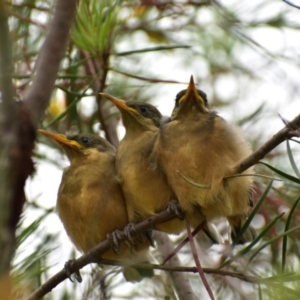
24,207 -> 179,300
0,0 -> 15,286
24,204 -> 268,300
234,113 -> 300,174
96,260 -> 280,285
23,0 -> 79,127
0,2 -> 35,297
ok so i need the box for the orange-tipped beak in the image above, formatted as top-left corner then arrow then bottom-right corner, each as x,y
100,93 -> 138,114
38,129 -> 83,151
179,76 -> 205,106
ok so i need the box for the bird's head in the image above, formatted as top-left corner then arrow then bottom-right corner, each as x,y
100,93 -> 163,131
172,76 -> 209,120
38,130 -> 115,162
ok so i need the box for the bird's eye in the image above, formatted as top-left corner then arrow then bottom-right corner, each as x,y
139,106 -> 148,114
81,137 -> 89,144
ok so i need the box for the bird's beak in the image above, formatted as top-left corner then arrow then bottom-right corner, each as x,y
100,93 -> 138,114
38,129 -> 83,151
179,76 -> 205,106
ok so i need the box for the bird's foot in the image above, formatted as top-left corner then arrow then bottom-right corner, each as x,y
167,200 -> 184,220
64,259 -> 82,283
107,229 -> 122,255
124,222 -> 151,245
124,223 -> 138,244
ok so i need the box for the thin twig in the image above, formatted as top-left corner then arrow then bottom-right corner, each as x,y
162,221 -> 206,265
282,0 -> 300,9
81,49 -> 119,146
114,45 -> 191,56
154,231 -> 197,300
187,221 -> 215,300
98,260 -> 274,284
110,68 -> 189,84
234,114 -> 300,174
6,9 -> 47,30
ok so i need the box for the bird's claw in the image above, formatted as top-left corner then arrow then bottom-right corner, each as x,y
124,223 -> 137,244
124,222 -> 149,244
168,200 -> 184,220
145,229 -> 155,248
107,229 -> 122,255
64,259 -> 82,283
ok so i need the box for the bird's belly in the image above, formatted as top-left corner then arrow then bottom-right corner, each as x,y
120,166 -> 171,218
57,177 -> 134,260
163,147 -> 252,221
119,163 -> 185,234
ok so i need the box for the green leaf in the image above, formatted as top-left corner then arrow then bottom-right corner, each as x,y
115,45 -> 191,56
282,197 -> 300,273
286,139 -> 300,178
290,138 -> 300,145
224,173 -> 281,181
221,212 -> 284,268
176,170 -> 211,189
259,162 -> 300,184
71,0 -> 120,56
232,180 -> 273,246
237,103 -> 265,126
248,224 -> 300,264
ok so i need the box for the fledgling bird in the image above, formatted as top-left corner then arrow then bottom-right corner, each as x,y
153,76 -> 256,243
38,130 -> 152,281
98,96 -> 185,234
99,93 -> 223,245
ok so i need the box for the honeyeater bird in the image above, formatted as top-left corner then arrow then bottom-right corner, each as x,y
99,93 -> 223,245
153,76 -> 256,243
38,130 -> 152,281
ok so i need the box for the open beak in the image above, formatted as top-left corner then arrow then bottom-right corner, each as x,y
100,93 -> 138,114
179,76 -> 205,106
38,129 -> 83,151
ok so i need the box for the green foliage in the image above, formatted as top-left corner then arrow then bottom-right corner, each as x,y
71,0 -> 120,56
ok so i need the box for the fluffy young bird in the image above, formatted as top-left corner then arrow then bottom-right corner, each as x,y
153,77 -> 256,243
38,130 -> 152,281
98,95 -> 185,234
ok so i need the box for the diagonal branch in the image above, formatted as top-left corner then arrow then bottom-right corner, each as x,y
23,0 -> 79,127
186,221 -> 215,300
282,0 -> 300,9
234,113 -> 300,174
24,207 -> 179,300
